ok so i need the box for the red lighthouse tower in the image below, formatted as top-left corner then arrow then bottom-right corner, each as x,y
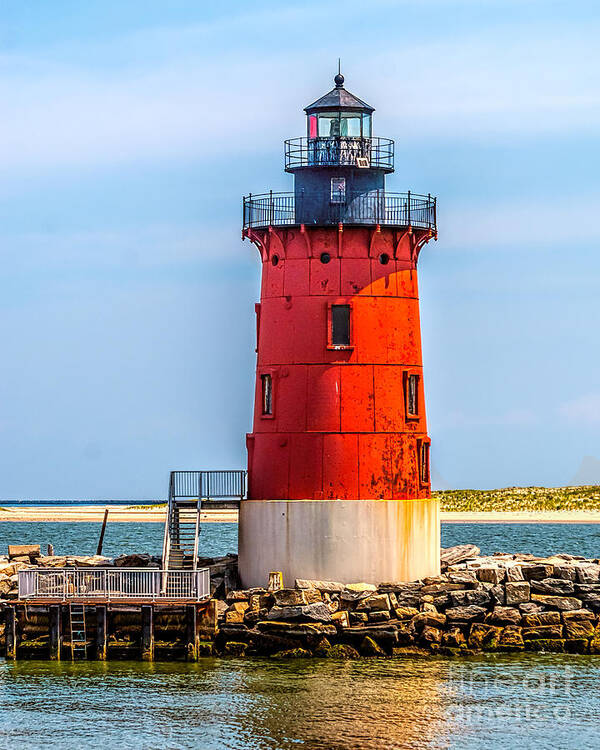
239,73 -> 439,586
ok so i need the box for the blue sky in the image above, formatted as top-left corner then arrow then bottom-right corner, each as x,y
1,0 -> 600,498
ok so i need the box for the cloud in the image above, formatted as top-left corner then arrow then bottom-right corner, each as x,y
437,408 -> 538,428
559,394 -> 600,425
1,7 -> 600,174
440,192 -> 600,249
1,224 -> 249,272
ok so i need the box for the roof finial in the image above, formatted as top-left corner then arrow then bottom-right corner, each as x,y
334,59 -> 344,88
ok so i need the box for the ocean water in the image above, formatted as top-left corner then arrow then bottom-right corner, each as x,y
1,521 -> 599,560
2,522 -> 600,748
0,654 -> 598,749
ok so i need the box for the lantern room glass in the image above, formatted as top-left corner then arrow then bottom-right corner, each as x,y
308,111 -> 372,139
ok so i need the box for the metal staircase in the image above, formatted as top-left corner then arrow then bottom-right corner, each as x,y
69,604 -> 87,660
161,471 -> 246,592
166,498 -> 201,570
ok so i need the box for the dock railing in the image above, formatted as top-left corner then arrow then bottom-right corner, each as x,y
18,568 -> 211,602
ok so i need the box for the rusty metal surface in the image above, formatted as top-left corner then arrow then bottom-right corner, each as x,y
245,225 -> 433,502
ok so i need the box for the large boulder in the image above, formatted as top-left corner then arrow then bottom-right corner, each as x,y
531,595 -> 583,611
488,607 -> 522,625
476,567 -> 506,585
575,564 -> 600,583
521,564 -> 554,581
498,625 -> 524,651
257,621 -> 337,638
272,589 -> 307,607
440,545 -> 480,567
468,623 -> 502,650
522,625 -> 564,640
114,553 -> 153,568
447,571 -> 478,586
295,579 -> 344,593
356,593 -> 390,612
267,603 -> 332,623
412,611 -> 446,629
445,605 -> 487,623
442,626 -> 467,649
225,602 -> 249,624
449,589 -> 491,608
8,545 -> 40,560
564,620 -> 595,639
505,581 -> 531,606
522,611 -> 561,627
72,555 -> 114,568
340,584 -> 377,603
530,578 -> 575,596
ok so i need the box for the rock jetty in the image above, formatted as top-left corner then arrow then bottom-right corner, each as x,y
4,544 -> 600,657
214,546 -> 600,657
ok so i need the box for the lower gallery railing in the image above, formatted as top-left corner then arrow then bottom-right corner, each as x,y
18,568 -> 210,602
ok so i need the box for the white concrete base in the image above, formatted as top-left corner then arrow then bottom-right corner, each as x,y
238,499 -> 440,589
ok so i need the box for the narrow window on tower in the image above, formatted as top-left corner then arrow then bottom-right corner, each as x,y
404,373 -> 420,418
330,177 -> 346,203
261,374 -> 273,416
419,441 -> 430,485
331,304 -> 351,347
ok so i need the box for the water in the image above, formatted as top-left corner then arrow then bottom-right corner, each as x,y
0,521 -> 237,559
1,521 -> 599,559
2,522 -> 600,748
0,655 -> 597,749
0,499 -> 159,506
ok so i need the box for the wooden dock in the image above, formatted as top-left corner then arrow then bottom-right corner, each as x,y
3,599 -> 218,661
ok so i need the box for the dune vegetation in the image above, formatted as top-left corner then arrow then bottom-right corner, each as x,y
434,486 -> 600,512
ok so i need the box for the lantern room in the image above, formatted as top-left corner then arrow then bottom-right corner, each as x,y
283,72 -> 394,225
305,73 -> 374,139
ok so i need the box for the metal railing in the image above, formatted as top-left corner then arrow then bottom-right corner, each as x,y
18,568 -> 211,601
169,470 -> 247,501
242,191 -> 436,231
161,470 -> 246,578
285,137 -> 394,171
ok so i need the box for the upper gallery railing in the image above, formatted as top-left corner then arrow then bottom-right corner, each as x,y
169,470 -> 247,502
285,137 -> 394,171
242,191 -> 436,231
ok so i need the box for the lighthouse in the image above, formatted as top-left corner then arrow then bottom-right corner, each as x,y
238,72 -> 439,587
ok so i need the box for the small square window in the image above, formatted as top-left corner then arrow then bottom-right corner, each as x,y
405,373 -> 419,418
331,177 -> 346,203
261,374 -> 272,416
331,304 -> 351,347
419,442 -> 430,485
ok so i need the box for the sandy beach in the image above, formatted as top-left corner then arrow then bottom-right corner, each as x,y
3,505 -> 600,524
0,505 -> 235,523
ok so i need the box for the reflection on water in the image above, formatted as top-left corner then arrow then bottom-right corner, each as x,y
1,655 -> 599,750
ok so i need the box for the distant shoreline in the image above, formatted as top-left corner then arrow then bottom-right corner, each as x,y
4,505 -> 600,524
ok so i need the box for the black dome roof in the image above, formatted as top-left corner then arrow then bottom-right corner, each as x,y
304,75 -> 374,114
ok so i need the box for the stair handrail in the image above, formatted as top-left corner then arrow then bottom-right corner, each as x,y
192,472 -> 202,574
160,472 -> 175,592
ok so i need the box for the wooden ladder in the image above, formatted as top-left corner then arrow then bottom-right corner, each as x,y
69,604 -> 87,660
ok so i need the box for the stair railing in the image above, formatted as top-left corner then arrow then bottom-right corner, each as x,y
192,472 -> 202,575
160,472 -> 175,592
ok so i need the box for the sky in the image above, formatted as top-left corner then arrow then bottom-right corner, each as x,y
1,0 -> 600,498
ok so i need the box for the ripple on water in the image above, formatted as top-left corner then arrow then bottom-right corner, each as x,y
2,655 -> 600,750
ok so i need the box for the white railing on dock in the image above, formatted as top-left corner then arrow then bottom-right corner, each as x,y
18,568 -> 211,602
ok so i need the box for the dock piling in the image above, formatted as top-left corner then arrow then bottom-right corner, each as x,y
186,604 -> 198,661
96,606 -> 107,660
141,605 -> 154,661
49,605 -> 62,660
5,606 -> 17,660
